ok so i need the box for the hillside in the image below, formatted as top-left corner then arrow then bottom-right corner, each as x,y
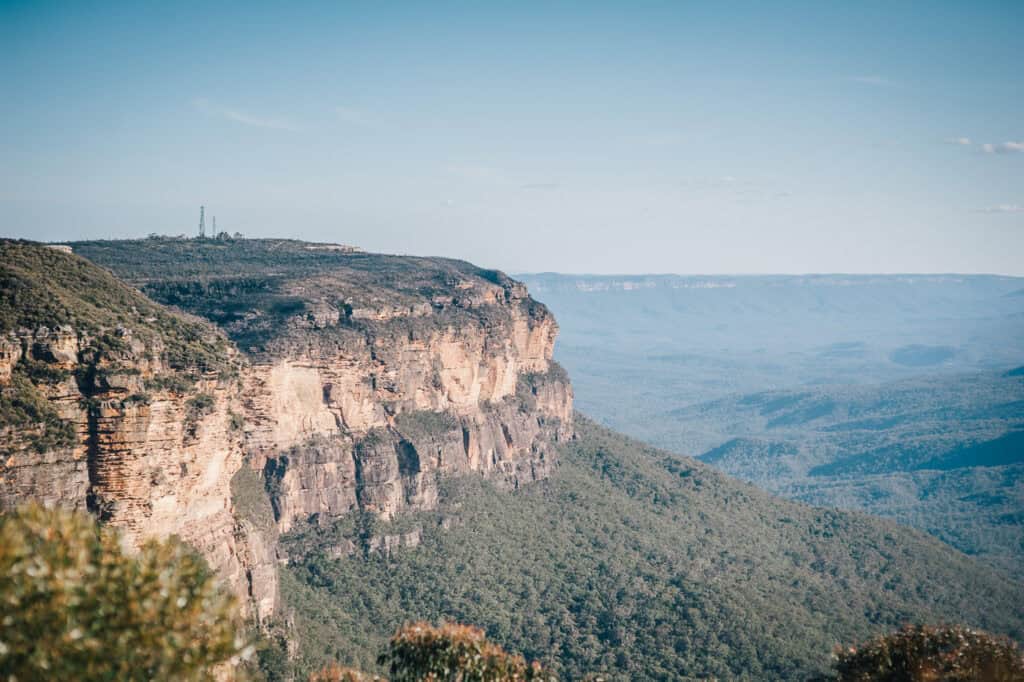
0,240 -> 256,613
278,417 -> 1024,680
679,371 -> 1024,578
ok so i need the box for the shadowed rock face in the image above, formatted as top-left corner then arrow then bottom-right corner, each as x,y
261,363 -> 572,532
238,288 -> 573,531
2,239 -> 573,624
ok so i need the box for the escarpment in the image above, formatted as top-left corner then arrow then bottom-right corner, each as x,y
2,238 -> 573,625
235,282 -> 573,531
72,239 -> 574,533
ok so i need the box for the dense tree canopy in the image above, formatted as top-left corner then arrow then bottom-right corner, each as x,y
277,419 -> 1024,680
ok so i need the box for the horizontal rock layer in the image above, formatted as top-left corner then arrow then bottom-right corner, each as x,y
0,324 -> 264,618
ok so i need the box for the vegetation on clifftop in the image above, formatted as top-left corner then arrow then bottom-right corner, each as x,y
0,240 -> 233,374
69,238 -> 543,356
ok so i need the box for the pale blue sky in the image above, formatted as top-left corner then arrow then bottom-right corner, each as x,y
2,1 -> 1022,274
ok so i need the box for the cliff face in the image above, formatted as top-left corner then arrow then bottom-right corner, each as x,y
241,280 -> 573,532
2,239 -> 573,625
0,328 -> 273,622
71,240 -> 574,537
0,241 -> 262,619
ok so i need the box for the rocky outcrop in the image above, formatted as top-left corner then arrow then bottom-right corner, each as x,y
245,284 -> 573,531
262,363 -> 571,532
0,324 -> 262,618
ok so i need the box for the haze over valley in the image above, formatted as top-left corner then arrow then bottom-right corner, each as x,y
519,273 -> 1024,577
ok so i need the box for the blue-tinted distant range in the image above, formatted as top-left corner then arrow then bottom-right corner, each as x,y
517,272 -> 1024,577
1,2 -> 1022,274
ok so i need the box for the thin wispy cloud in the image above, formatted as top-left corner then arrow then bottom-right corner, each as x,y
194,98 -> 299,131
945,137 -> 972,146
981,141 -> 1024,154
678,175 -> 743,189
975,204 -> 1024,214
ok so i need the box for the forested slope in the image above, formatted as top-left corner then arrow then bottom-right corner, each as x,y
279,418 -> 1024,680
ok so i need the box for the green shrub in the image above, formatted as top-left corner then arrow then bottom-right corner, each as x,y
310,663 -> 385,681
379,622 -> 553,681
184,392 -> 217,437
147,372 -> 198,394
187,392 -> 216,415
394,410 -> 459,440
832,624 -> 1024,681
0,373 -> 76,454
0,503 -> 247,681
123,392 -> 152,407
18,358 -> 71,385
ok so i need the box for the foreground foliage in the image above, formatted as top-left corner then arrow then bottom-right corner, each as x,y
380,622 -> 551,682
832,624 -> 1024,682
311,621 -> 1024,682
0,504 -> 245,681
309,622 -> 551,682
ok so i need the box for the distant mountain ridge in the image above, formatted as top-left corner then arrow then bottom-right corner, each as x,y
521,272 -> 1023,292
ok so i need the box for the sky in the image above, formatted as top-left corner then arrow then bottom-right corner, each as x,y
1,1 -> 1022,275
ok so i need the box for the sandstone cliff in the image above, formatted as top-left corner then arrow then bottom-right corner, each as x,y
238,276 -> 573,532
0,241 -> 262,617
1,238 -> 573,626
